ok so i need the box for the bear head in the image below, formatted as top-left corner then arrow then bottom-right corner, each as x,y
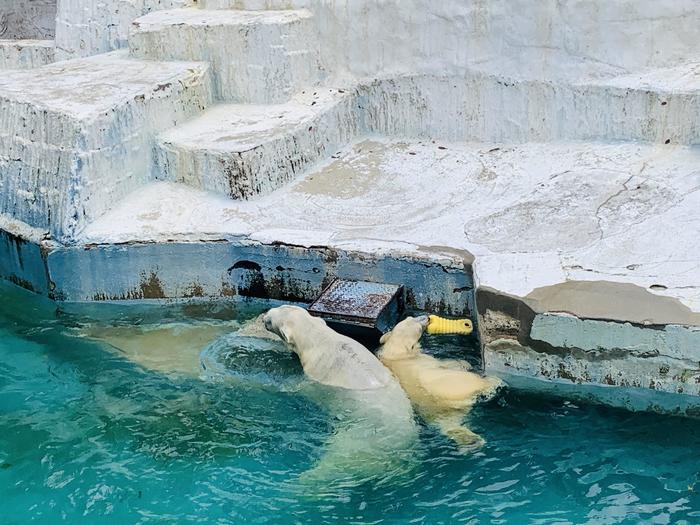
378,315 -> 429,360
263,305 -> 325,347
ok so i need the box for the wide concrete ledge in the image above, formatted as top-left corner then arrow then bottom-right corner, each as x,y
78,139 -> 700,316
477,284 -> 700,416
50,241 -> 474,318
0,222 -> 475,332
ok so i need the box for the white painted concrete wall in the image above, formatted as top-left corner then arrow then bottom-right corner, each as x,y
357,73 -> 700,145
302,0 -> 700,81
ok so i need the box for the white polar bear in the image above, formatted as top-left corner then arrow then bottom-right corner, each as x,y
263,305 -> 418,482
378,316 -> 503,450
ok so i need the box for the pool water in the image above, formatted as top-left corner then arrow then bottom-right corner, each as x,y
2,283 -> 700,524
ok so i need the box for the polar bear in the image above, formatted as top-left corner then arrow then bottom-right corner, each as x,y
263,305 -> 418,481
263,305 -> 396,390
378,316 -> 503,450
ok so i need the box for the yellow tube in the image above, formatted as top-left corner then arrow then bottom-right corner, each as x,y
426,315 -> 473,335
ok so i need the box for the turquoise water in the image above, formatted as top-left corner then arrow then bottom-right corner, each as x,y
2,283 -> 700,524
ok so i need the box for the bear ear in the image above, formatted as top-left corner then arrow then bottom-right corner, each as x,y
379,332 -> 391,345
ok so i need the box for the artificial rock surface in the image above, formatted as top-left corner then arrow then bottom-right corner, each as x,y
130,8 -> 319,103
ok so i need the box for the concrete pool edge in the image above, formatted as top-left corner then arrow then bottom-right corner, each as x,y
3,221 -> 700,416
478,286 -> 700,416
0,222 -> 476,313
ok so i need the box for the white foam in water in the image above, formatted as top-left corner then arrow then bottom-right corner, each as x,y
199,332 -> 304,390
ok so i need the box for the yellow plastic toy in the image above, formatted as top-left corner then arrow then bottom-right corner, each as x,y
426,315 -> 473,335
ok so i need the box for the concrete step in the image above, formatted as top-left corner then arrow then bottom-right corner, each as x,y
0,51 -> 213,243
0,39 -> 55,70
584,62 -> 700,144
155,87 -> 358,199
200,0 -> 309,9
357,65 -> 700,145
54,0 -> 197,61
129,8 -> 320,103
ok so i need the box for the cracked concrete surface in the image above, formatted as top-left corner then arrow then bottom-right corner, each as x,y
81,138 -> 700,321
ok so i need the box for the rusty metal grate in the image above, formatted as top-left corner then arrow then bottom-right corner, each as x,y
308,279 -> 403,332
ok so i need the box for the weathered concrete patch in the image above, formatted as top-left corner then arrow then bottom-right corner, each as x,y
526,280 -> 700,327
493,365 -> 700,418
0,0 -> 56,40
485,338 -> 700,416
466,172 -> 619,252
530,314 -> 700,363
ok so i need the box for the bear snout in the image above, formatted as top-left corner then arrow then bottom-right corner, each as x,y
414,315 -> 430,330
263,313 -> 273,331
